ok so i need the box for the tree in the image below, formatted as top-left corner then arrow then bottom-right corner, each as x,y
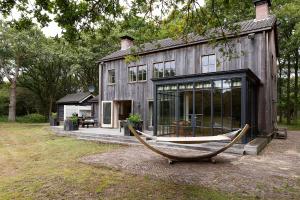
19,37 -> 79,117
0,21 -> 43,121
273,0 -> 300,124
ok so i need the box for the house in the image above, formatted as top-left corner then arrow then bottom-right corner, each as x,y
97,0 -> 277,143
88,95 -> 99,120
56,92 -> 94,122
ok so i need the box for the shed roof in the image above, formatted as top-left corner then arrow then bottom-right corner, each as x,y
56,92 -> 93,104
99,16 -> 276,62
88,95 -> 99,103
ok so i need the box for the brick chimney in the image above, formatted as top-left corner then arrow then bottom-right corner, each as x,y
120,35 -> 134,50
253,0 -> 271,21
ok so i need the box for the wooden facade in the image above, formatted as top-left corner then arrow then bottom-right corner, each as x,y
98,17 -> 277,137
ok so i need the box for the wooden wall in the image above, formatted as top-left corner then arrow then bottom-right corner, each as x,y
100,30 -> 277,135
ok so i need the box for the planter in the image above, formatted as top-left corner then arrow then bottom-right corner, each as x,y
124,121 -> 143,136
50,118 -> 59,126
64,119 -> 79,131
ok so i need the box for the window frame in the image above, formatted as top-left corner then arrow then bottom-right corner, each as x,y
137,64 -> 147,82
108,69 -> 116,85
153,60 -> 176,78
128,66 -> 137,83
201,54 -> 216,73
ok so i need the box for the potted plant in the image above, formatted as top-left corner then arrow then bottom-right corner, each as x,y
49,112 -> 59,126
124,114 -> 143,136
64,113 -> 79,131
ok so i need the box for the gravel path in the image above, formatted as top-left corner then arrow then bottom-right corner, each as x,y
80,131 -> 300,199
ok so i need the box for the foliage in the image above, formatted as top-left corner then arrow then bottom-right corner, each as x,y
16,113 -> 47,123
128,114 -> 142,124
0,83 -> 9,116
70,114 -> 78,124
51,112 -> 58,119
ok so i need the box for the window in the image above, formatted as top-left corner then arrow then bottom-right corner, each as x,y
165,61 -> 175,77
108,69 -> 115,84
128,66 -> 137,82
138,65 -> 147,81
201,55 -> 216,73
128,65 -> 147,82
153,62 -> 164,78
153,60 -> 175,78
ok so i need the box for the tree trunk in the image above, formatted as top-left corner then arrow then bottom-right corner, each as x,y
48,97 -> 53,119
8,80 -> 17,121
8,56 -> 20,122
294,50 -> 299,122
287,56 -> 291,125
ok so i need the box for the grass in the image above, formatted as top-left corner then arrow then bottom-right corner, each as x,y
278,118 -> 300,131
0,122 -> 253,200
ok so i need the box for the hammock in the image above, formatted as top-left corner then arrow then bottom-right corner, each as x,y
128,124 -> 249,163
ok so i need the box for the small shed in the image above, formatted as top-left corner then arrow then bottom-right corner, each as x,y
56,92 -> 94,121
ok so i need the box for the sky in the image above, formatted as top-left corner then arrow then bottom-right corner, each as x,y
0,0 -> 204,38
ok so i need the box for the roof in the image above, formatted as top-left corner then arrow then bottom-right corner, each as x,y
152,69 -> 261,85
56,92 -> 93,104
99,16 -> 276,62
88,95 -> 99,103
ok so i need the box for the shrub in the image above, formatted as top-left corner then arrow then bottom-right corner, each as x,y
0,116 -> 8,122
128,114 -> 141,123
17,113 -> 47,123
51,112 -> 58,119
70,115 -> 78,125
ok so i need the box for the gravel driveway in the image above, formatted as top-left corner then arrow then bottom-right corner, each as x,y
80,131 -> 300,199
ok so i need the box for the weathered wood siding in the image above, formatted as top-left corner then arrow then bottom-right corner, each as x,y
101,30 -> 277,134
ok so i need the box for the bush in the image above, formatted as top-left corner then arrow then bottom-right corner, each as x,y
0,116 -> 8,122
16,113 -> 47,123
51,112 -> 58,119
128,114 -> 141,123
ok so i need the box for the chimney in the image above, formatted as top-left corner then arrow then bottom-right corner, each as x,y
120,35 -> 134,50
253,0 -> 271,21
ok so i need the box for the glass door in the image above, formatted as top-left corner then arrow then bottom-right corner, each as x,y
101,101 -> 113,128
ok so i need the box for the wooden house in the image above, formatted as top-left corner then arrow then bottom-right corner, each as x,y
97,0 -> 277,143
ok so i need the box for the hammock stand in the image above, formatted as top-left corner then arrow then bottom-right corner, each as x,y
128,124 -> 250,164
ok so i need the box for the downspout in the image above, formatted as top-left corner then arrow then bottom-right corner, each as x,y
99,62 -> 104,127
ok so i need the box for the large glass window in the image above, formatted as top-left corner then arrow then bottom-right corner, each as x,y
108,69 -> 115,84
232,79 -> 242,128
128,66 -> 137,82
157,91 -> 176,136
138,65 -> 147,81
154,61 -> 176,78
155,78 -> 246,137
201,55 -> 216,73
213,80 -> 222,135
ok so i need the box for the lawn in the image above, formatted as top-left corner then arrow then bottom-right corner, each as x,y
0,123 -> 255,200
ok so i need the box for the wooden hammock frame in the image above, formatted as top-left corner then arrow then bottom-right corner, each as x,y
128,124 -> 250,163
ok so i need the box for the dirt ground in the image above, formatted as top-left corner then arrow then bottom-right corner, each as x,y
80,131 -> 300,199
